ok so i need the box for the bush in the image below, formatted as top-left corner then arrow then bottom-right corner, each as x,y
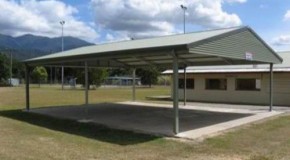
31,66 -> 48,87
157,75 -> 171,86
76,68 -> 108,89
0,78 -> 10,87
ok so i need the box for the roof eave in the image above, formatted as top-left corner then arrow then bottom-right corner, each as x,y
23,44 -> 188,66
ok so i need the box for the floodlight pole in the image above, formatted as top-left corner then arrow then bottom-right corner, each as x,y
181,5 -> 187,34
60,20 -> 65,90
61,66 -> 64,89
181,5 -> 187,106
10,52 -> 12,86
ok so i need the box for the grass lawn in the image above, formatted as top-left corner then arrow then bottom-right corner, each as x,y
0,85 -> 290,160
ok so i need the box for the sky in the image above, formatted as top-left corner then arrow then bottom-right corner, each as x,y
0,0 -> 290,51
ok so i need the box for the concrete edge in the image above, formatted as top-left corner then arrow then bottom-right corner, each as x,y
176,111 -> 283,140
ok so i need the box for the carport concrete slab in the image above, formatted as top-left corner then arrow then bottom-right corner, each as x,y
30,102 -> 283,139
177,111 -> 282,140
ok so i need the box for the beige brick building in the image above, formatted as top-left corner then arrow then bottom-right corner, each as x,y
164,51 -> 290,106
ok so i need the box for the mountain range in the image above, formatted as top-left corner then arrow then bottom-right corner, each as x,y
0,34 -> 94,60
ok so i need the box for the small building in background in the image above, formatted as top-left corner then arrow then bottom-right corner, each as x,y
104,76 -> 141,86
7,78 -> 20,87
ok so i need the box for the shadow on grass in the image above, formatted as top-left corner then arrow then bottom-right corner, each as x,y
0,109 -> 160,146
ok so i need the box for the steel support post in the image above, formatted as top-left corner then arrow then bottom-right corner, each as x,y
50,67 -> 52,85
132,68 -> 136,101
54,67 -> 57,84
183,65 -> 187,106
269,63 -> 273,111
173,53 -> 179,134
85,62 -> 89,106
25,65 -> 30,111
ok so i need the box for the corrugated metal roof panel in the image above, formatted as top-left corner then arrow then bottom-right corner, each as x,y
189,30 -> 282,64
23,26 -> 283,67
25,27 -> 240,62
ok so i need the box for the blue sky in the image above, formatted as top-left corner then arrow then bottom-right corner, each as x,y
223,0 -> 290,50
0,0 -> 290,51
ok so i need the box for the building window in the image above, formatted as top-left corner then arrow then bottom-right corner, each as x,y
179,78 -> 194,89
236,79 -> 261,91
205,79 -> 227,90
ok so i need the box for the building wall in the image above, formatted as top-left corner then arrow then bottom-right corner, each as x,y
176,72 -> 290,106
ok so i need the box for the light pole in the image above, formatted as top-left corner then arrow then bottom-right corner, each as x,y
10,52 -> 12,86
180,5 -> 187,34
60,20 -> 65,90
181,4 -> 187,106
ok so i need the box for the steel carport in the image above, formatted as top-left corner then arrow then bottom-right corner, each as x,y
23,26 -> 282,134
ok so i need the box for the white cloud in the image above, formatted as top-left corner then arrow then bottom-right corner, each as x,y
272,35 -> 290,46
271,10 -> 290,48
104,32 -> 129,43
225,0 -> 247,3
284,10 -> 290,21
0,0 -> 98,42
91,0 -> 244,41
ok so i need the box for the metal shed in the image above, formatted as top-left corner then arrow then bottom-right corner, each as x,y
23,26 -> 282,134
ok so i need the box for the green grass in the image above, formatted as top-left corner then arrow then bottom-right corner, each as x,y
0,85 -> 171,110
0,85 -> 290,160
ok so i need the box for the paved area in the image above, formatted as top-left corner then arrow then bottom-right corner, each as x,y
184,101 -> 290,112
30,102 -> 285,139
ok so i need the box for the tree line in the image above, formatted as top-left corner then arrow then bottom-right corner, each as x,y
0,52 -> 168,87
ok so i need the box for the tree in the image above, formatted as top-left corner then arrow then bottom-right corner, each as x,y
108,68 -> 132,76
136,66 -> 160,87
157,75 -> 171,86
92,68 -> 108,87
12,59 -> 25,80
76,68 -> 108,89
0,53 -> 10,85
32,66 -> 48,87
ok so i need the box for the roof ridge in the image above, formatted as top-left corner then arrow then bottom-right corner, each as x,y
94,26 -> 245,46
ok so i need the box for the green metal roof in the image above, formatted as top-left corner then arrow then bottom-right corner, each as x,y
274,51 -> 290,67
24,26 -> 282,67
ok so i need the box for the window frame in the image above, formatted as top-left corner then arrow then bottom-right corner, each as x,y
235,78 -> 261,91
205,78 -> 227,90
178,78 -> 195,89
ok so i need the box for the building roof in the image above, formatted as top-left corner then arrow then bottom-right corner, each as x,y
163,51 -> 290,74
23,26 -> 282,67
